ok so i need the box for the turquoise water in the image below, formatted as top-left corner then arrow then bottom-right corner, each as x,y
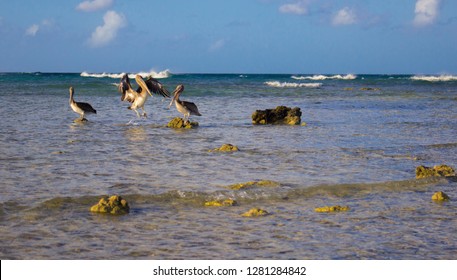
0,72 -> 456,259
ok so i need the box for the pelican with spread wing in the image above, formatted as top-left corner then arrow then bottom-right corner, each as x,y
118,74 -> 170,118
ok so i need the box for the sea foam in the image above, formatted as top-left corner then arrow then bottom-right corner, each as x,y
265,81 -> 322,88
291,74 -> 356,80
81,69 -> 171,79
410,75 -> 457,82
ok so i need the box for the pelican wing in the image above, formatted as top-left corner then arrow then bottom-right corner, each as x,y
181,100 -> 202,116
118,74 -> 136,102
76,102 -> 97,114
145,76 -> 170,98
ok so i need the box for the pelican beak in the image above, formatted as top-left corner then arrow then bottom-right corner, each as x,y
136,75 -> 152,96
168,95 -> 176,109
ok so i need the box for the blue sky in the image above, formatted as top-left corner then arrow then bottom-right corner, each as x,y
0,0 -> 456,74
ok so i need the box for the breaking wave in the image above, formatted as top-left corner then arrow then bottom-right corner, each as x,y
410,75 -> 457,82
265,81 -> 322,88
81,69 -> 171,79
291,74 -> 357,80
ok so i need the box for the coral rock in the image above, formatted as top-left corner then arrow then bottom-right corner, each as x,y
432,191 -> 450,201
228,180 -> 279,190
252,106 -> 302,125
314,205 -> 350,213
90,195 -> 130,215
209,144 -> 239,152
204,199 -> 237,207
416,165 -> 455,179
167,117 -> 199,129
241,208 -> 269,217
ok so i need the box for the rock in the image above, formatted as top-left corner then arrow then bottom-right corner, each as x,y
74,118 -> 88,123
415,165 -> 455,179
228,180 -> 279,190
90,195 -> 130,215
241,208 -> 269,217
204,199 -> 237,207
209,144 -> 239,152
167,117 -> 199,129
360,87 -> 380,91
252,106 -> 301,125
432,191 -> 450,201
314,205 -> 350,213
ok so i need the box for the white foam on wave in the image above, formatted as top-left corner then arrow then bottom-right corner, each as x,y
265,81 -> 322,88
410,75 -> 457,82
81,69 -> 172,79
291,74 -> 357,80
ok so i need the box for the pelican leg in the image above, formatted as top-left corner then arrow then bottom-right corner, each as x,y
133,108 -> 141,118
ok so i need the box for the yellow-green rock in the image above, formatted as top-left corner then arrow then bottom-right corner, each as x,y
314,205 -> 350,213
209,144 -> 239,152
228,180 -> 279,190
252,106 -> 301,125
90,195 -> 130,215
416,165 -> 455,179
167,117 -> 198,129
241,208 -> 269,217
204,199 -> 237,207
432,191 -> 450,201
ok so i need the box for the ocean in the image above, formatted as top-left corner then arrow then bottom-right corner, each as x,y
0,72 -> 456,259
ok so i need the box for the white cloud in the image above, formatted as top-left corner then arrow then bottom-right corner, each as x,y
332,7 -> 357,26
88,10 -> 126,47
413,0 -> 440,27
25,24 -> 39,36
77,0 -> 113,12
279,0 -> 310,15
209,39 -> 226,52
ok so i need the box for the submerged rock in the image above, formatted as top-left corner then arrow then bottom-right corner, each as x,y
204,199 -> 237,207
432,191 -> 450,201
228,180 -> 279,190
415,165 -> 455,179
360,87 -> 381,91
252,106 -> 301,125
209,144 -> 239,152
90,195 -> 130,215
74,118 -> 88,123
167,117 -> 199,129
314,205 -> 350,213
241,208 -> 269,217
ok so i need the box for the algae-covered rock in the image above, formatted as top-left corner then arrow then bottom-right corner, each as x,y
167,117 -> 199,129
252,106 -> 301,125
314,205 -> 350,213
204,199 -> 237,207
432,191 -> 450,201
209,144 -> 239,152
360,87 -> 380,91
228,180 -> 279,190
416,165 -> 455,179
241,208 -> 269,217
90,195 -> 130,214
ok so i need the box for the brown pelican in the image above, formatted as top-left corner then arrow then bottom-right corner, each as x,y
168,85 -> 201,121
69,87 -> 96,121
118,74 -> 170,118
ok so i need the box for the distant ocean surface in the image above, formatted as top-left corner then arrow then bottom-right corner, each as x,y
0,71 -> 456,259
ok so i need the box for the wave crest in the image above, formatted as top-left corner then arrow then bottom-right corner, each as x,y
410,75 -> 457,82
265,81 -> 322,88
291,74 -> 356,80
81,69 -> 171,79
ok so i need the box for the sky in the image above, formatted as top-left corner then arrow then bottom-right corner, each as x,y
0,0 -> 456,74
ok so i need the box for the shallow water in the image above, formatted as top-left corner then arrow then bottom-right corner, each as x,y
0,73 -> 456,259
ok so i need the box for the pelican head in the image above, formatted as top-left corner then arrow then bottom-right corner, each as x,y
135,75 -> 152,97
168,84 -> 184,108
69,86 -> 74,98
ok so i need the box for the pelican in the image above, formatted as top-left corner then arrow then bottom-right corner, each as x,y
69,87 -> 96,121
168,84 -> 201,121
118,74 -> 170,118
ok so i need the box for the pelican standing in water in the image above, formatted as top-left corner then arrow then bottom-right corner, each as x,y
69,87 -> 97,121
168,85 -> 201,122
118,74 -> 170,118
